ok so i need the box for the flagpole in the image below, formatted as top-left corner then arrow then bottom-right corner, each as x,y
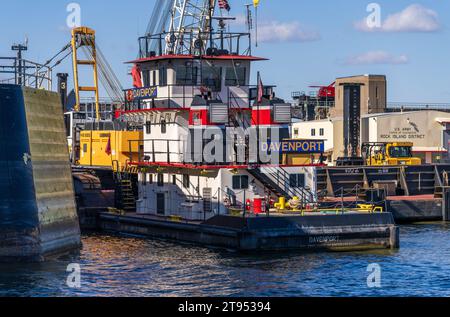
257,71 -> 260,164
255,5 -> 258,48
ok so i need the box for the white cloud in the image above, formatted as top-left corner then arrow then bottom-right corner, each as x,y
355,4 -> 440,33
230,14 -> 248,27
258,21 -> 320,43
344,51 -> 409,65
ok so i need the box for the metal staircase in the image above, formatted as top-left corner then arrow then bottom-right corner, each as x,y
113,162 -> 137,213
228,90 -> 315,204
248,166 -> 314,203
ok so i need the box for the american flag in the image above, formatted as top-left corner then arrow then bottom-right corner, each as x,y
257,73 -> 264,104
105,135 -> 112,156
218,0 -> 231,11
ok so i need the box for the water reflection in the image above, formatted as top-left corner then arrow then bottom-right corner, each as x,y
0,224 -> 450,297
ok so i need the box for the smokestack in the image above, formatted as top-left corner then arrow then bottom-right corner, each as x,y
57,73 -> 69,112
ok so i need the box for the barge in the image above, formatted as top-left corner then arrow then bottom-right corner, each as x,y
98,213 -> 399,251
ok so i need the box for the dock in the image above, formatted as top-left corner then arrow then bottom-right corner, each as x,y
317,165 -> 450,223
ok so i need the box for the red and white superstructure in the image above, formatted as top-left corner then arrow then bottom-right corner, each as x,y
118,0 -> 317,220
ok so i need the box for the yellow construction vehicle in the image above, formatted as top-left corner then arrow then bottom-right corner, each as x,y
78,130 -> 142,169
362,142 -> 422,166
67,27 -> 142,172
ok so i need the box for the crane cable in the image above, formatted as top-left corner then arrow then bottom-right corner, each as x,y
79,35 -> 124,103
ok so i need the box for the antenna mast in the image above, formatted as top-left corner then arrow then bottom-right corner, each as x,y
163,0 -> 217,54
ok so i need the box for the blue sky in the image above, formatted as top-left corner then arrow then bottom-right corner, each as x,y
1,0 -> 449,103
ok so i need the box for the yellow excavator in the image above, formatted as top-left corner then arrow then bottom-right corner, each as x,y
362,142 -> 422,166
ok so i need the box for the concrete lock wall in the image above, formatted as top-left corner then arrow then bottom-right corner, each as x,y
0,84 -> 80,261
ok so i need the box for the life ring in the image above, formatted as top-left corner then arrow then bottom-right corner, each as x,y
126,90 -> 134,102
246,199 -> 252,211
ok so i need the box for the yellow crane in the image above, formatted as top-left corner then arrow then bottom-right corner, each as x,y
71,27 -> 101,121
66,26 -> 142,172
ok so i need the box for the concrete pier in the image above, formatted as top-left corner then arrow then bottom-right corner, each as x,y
0,84 -> 81,261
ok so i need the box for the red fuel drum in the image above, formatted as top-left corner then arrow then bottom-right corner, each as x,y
253,198 -> 263,214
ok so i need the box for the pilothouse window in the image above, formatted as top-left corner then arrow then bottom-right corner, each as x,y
159,66 -> 167,86
202,66 -> 222,91
225,67 -> 246,86
143,70 -> 150,87
176,65 -> 198,85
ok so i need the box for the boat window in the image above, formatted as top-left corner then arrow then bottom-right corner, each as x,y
183,174 -> 190,189
152,71 -> 156,86
311,129 -> 316,136
202,66 -> 222,91
225,67 -> 246,86
232,175 -> 249,190
320,128 -> 324,136
289,174 -> 305,188
159,66 -> 167,86
157,174 -> 164,187
176,65 -> 198,85
145,121 -> 151,134
149,174 -> 153,184
161,119 -> 167,134
142,70 -> 150,87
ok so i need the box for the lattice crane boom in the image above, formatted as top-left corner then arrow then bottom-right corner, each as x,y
146,0 -> 217,55
71,27 -> 101,121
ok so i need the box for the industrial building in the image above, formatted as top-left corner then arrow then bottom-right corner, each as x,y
293,110 -> 450,165
331,74 -> 387,117
292,74 -> 450,165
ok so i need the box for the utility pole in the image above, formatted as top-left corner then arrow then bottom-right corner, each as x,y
11,42 -> 28,86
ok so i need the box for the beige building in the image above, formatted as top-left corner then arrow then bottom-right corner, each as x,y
292,110 -> 450,164
331,74 -> 387,118
361,111 -> 450,164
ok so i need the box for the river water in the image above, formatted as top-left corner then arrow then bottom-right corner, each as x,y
1,224 -> 450,297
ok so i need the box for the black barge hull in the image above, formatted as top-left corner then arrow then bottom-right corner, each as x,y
98,213 -> 399,252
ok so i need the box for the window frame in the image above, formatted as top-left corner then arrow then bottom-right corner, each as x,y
158,66 -> 167,86
225,67 -> 246,86
142,69 -> 151,87
289,174 -> 306,188
201,65 -> 222,92
176,65 -> 198,86
183,174 -> 190,189
145,121 -> 152,135
157,174 -> 164,187
161,119 -> 167,134
232,175 -> 249,190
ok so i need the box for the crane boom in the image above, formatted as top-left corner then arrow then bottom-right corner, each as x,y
145,0 -> 217,55
71,27 -> 101,121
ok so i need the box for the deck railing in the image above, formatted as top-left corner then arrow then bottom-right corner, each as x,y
0,56 -> 52,90
138,30 -> 252,58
